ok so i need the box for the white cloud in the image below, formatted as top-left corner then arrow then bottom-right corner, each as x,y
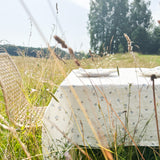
68,0 -> 90,10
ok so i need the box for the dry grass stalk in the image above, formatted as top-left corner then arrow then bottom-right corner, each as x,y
148,146 -> 160,157
68,47 -> 75,58
151,75 -> 160,150
28,17 -> 32,45
104,149 -> 113,160
0,114 -> 31,159
95,86 -> 145,160
89,50 -> 94,61
54,35 -> 67,49
54,35 -> 80,66
132,90 -> 142,140
69,85 -> 112,160
98,144 -> 113,160
56,3 -> 58,14
22,153 -> 43,160
46,120 -> 92,160
20,0 -> 65,73
74,59 -> 80,66
69,48 -> 80,66
68,47 -> 80,66
62,88 -> 90,157
80,120 -> 85,146
109,36 -> 114,53
124,33 -> 138,67
55,53 -> 66,64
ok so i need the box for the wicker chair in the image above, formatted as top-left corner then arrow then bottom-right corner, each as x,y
0,53 -> 46,127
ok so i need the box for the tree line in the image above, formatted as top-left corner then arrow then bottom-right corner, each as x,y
0,44 -> 86,59
88,0 -> 160,55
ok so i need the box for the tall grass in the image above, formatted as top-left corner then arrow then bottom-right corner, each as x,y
1,52 -> 160,159
1,1 -> 160,159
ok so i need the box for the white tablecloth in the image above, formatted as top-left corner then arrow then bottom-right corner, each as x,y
42,68 -> 160,159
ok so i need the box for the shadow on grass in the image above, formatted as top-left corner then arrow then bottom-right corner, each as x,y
71,146 -> 160,160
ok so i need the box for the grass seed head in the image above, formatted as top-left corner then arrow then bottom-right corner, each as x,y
124,33 -> 132,52
74,59 -> 80,66
68,47 -> 74,56
54,35 -> 67,48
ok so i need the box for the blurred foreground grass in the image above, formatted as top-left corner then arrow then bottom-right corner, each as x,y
1,52 -> 160,159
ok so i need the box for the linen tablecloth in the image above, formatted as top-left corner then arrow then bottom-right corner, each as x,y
42,68 -> 160,159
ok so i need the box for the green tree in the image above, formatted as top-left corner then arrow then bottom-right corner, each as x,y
129,0 -> 152,53
89,0 -> 111,55
131,26 -> 150,53
88,0 -> 129,55
129,0 -> 151,30
149,26 -> 160,54
110,0 -> 129,53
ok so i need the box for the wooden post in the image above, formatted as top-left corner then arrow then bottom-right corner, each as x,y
151,74 -> 160,151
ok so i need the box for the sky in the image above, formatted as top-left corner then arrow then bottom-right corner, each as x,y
0,0 -> 160,52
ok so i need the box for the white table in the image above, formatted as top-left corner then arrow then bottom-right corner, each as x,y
42,68 -> 160,159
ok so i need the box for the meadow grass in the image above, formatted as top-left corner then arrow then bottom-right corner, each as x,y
1,52 -> 160,159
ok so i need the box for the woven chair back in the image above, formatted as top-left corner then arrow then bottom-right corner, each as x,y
0,53 -> 30,126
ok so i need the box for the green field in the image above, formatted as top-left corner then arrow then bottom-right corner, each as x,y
1,52 -> 160,160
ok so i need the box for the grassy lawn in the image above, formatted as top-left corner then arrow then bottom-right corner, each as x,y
1,52 -> 160,159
